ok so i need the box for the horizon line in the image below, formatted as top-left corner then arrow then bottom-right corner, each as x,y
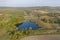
0,6 -> 60,7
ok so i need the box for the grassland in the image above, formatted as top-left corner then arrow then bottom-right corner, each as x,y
0,7 -> 60,40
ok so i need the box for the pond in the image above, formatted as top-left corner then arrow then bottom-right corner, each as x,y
17,21 -> 38,30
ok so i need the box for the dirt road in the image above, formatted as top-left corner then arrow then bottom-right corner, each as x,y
21,35 -> 60,40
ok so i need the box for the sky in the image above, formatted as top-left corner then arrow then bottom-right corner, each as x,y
0,0 -> 60,7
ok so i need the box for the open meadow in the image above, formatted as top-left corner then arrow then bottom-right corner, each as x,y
0,7 -> 60,40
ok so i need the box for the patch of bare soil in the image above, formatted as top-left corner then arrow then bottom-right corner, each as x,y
21,35 -> 60,40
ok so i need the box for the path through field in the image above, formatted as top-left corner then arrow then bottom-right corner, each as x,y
21,35 -> 60,40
